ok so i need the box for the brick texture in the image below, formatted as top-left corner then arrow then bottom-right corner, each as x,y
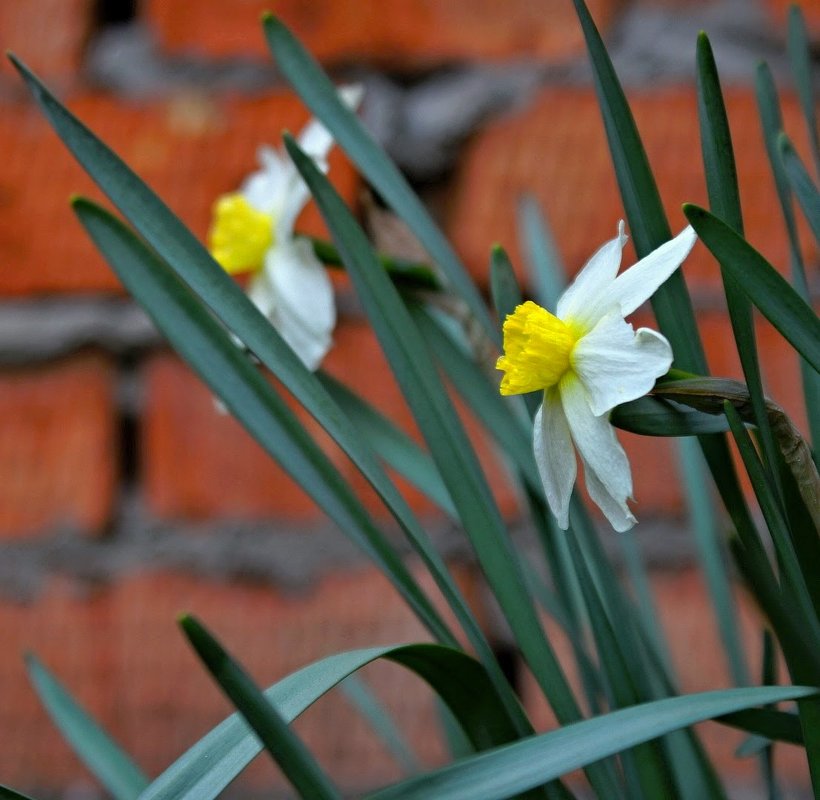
142,320 -> 518,523
0,92 -> 360,296
0,352 -> 117,538
0,0 -> 94,100
144,0 -> 621,66
0,566 -> 457,795
447,87 -> 816,293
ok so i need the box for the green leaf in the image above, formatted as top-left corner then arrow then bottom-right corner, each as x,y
696,31 -> 781,505
285,134 -> 588,798
778,132 -> 820,246
25,654 -> 149,799
138,644 -> 526,800
181,615 -> 341,800
71,197 -> 452,648
787,3 -> 820,177
683,205 -> 820,374
261,15 -> 496,341
366,687 -> 818,800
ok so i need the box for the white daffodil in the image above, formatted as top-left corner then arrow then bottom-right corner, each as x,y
497,221 -> 697,532
208,85 -> 363,370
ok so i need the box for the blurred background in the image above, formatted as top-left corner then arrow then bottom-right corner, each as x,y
1,0 -> 817,796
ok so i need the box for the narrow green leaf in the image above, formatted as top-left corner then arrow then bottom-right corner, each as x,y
138,644 -> 528,800
261,16 -> 496,341
684,205 -> 820,373
697,31 -> 782,504
285,135 -> 590,798
72,197 -> 452,647
180,615 -> 342,800
26,654 -> 149,799
490,245 -> 522,324
788,4 -> 820,176
367,687 -> 818,800
779,132 -> 820,245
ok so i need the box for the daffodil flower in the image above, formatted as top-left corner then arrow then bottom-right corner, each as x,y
497,222 -> 697,532
208,85 -> 363,370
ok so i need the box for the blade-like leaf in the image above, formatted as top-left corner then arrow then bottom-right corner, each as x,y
516,196 -> 566,309
787,4 -> 820,177
181,615 -> 341,799
779,132 -> 820,245
261,15 -> 496,341
367,687 -> 818,800
26,654 -> 149,799
684,205 -> 820,373
138,644 -> 527,800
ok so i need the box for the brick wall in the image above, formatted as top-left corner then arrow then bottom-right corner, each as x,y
1,0 -> 816,796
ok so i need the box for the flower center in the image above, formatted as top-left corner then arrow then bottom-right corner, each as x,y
496,301 -> 579,395
208,193 -> 274,275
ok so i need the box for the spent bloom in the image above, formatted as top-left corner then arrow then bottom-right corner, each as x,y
208,85 -> 363,370
497,222 -> 697,532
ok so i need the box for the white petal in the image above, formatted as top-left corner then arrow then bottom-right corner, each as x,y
533,390 -> 577,530
560,374 -> 635,530
571,311 -> 673,416
556,220 -> 627,327
265,237 -> 336,370
297,83 -> 364,160
608,225 -> 697,317
584,465 -> 637,532
242,146 -> 292,212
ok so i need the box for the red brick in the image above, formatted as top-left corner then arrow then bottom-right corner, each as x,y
143,0 -> 622,67
0,92 -> 360,296
0,352 -> 117,539
447,87 -> 816,293
0,567 -> 454,793
521,567 -> 810,793
0,0 -> 93,99
142,351 -> 322,521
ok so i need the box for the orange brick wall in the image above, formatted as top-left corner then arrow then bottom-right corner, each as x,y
1,0 -> 817,795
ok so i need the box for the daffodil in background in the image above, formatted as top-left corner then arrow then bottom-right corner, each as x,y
208,85 -> 363,370
497,222 -> 697,532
